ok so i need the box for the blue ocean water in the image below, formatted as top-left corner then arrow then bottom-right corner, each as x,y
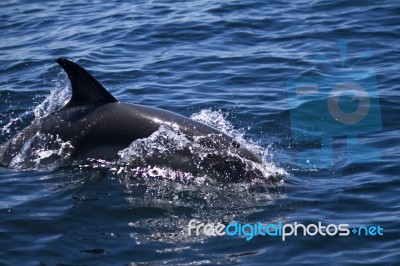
1,0 -> 399,265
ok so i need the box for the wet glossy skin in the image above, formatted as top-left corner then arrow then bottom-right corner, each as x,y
0,101 -> 261,167
0,58 -> 261,168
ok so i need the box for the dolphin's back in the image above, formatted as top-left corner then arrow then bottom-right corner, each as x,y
0,58 -> 262,168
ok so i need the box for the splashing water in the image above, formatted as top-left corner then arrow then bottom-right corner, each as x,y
1,74 -> 72,170
1,73 -> 70,136
107,109 -> 285,184
2,76 -> 285,184
9,133 -> 74,170
111,116 -> 286,243
33,74 -> 71,119
0,69 -> 287,249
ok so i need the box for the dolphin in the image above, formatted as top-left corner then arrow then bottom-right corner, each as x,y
0,58 -> 262,175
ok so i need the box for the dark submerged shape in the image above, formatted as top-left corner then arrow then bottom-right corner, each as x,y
0,58 -> 264,180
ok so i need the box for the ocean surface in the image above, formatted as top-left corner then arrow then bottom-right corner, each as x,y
0,0 -> 399,265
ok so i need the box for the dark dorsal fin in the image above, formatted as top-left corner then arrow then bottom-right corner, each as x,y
56,58 -> 117,108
